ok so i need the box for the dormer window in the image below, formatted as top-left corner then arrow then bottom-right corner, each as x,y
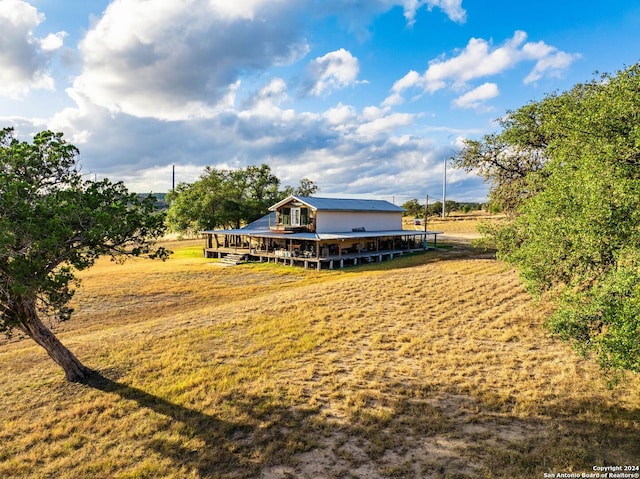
291,207 -> 301,226
282,206 -> 308,227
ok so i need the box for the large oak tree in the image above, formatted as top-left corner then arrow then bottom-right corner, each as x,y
454,64 -> 640,375
166,164 -> 318,234
0,128 -> 168,382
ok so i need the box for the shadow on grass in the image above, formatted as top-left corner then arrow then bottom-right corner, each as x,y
82,371 -> 640,478
293,384 -> 640,478
85,371 -> 317,478
464,397 -> 640,477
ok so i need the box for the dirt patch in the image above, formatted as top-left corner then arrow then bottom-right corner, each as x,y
260,393 -> 547,478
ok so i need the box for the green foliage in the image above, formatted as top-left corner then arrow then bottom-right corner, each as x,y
463,64 -> 640,373
401,199 -> 422,217
286,177 -> 319,197
547,253 -> 640,373
166,165 -> 318,234
0,128 -> 168,335
428,200 -> 443,216
452,100 -> 551,213
166,164 -> 281,233
402,199 -> 483,218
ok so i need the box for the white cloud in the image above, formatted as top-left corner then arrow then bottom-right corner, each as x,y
240,78 -> 296,120
317,0 -> 466,31
248,78 -> 288,107
362,105 -> 388,121
522,43 -> 581,84
39,31 -> 67,52
0,0 -> 63,97
303,48 -> 363,96
207,0 -> 279,21
387,30 -> 580,105
401,0 -> 467,25
9,0 -> 491,202
355,112 -> 415,139
61,0 -> 470,120
323,103 -> 358,125
71,0 -> 308,121
452,82 -> 499,109
423,31 -> 527,91
384,70 -> 423,106
40,89 -> 482,201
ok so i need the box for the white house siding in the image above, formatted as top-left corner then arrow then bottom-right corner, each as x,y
315,211 -> 402,233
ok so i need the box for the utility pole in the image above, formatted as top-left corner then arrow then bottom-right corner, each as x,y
424,194 -> 428,232
172,164 -> 175,191
442,157 -> 446,218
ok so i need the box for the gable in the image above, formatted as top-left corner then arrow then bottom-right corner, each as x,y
269,195 -> 404,213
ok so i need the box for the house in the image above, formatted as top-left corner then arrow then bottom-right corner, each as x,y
202,195 -> 441,269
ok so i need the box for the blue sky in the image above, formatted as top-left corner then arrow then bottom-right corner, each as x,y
2,0 -> 639,203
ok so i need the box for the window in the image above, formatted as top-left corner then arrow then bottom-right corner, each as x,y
281,206 -> 308,227
291,207 -> 301,226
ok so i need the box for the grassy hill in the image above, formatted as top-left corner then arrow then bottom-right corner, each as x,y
1,238 -> 638,478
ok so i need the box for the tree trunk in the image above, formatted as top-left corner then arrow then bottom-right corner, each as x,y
20,310 -> 92,382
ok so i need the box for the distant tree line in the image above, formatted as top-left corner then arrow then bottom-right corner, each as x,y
165,164 -> 317,234
452,63 -> 640,376
136,192 -> 169,210
401,199 -> 484,218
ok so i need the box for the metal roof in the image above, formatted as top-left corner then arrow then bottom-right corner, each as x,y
202,212 -> 442,241
269,195 -> 405,213
240,212 -> 276,232
201,230 -> 440,241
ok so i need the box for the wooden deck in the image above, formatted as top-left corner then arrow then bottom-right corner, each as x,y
204,246 -> 431,270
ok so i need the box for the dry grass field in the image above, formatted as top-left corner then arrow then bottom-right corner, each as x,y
1,236 -> 639,478
403,213 -> 504,238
